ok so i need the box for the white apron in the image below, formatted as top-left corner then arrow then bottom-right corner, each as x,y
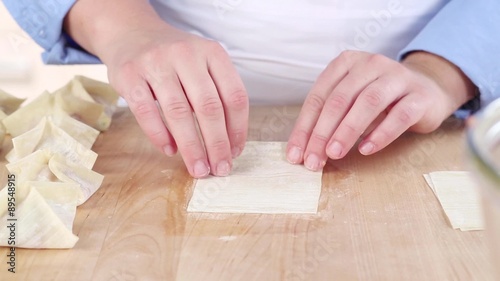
149,0 -> 449,104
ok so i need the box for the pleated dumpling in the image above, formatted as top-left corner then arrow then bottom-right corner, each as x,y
6,117 -> 98,169
2,91 -> 54,137
0,181 -> 79,249
53,76 -> 119,131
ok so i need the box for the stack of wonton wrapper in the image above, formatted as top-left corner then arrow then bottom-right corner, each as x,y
0,76 -> 119,249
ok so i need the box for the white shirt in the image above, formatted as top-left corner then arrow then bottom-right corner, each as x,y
150,0 -> 449,104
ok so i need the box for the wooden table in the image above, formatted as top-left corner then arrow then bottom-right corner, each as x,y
0,106 -> 494,280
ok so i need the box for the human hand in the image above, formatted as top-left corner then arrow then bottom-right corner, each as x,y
286,50 -> 476,171
63,0 -> 248,178
102,26 -> 249,178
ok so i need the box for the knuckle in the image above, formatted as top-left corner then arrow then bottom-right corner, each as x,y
126,85 -> 148,103
337,50 -> 365,65
305,93 -> 325,112
395,63 -> 410,76
368,53 -> 389,65
111,63 -> 139,93
415,116 -> 442,133
164,100 -> 192,120
145,65 -> 172,86
309,131 -> 330,145
290,127 -> 311,145
226,89 -> 249,111
337,50 -> 354,66
181,138 -> 201,153
119,61 -> 140,76
339,50 -> 356,60
421,123 -> 440,133
142,46 -> 163,63
325,94 -> 350,113
169,41 -> 195,58
340,121 -> 362,136
205,40 -> 226,56
197,96 -> 224,118
148,129 -> 166,140
375,127 -> 393,143
395,104 -> 416,124
207,138 -> 230,153
361,88 -> 383,108
132,102 -> 156,119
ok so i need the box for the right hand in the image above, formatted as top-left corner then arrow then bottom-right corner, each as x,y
102,26 -> 249,178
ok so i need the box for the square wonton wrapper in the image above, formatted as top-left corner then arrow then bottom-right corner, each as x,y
188,141 -> 323,214
424,171 -> 484,231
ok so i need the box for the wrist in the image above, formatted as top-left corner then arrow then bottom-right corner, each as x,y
63,0 -> 169,61
402,51 -> 478,112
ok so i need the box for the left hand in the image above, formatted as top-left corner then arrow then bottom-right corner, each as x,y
286,50 -> 475,171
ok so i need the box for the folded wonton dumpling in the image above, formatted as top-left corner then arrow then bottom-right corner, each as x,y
0,75 -> 117,249
50,113 -> 100,149
2,91 -> 54,137
3,76 -> 119,137
6,150 -> 104,206
0,181 -> 79,249
53,80 -> 106,130
6,117 -> 97,169
74,75 -> 119,111
53,76 -> 119,131
5,150 -> 56,182
32,181 -> 80,234
49,153 -> 104,205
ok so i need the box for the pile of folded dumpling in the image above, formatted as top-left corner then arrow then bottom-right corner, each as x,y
0,76 -> 119,249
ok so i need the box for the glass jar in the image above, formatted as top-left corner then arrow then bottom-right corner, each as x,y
466,98 -> 500,277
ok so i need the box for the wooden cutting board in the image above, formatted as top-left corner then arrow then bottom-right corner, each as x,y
0,106 -> 494,280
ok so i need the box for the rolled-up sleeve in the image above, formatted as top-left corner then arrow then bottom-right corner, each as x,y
2,0 -> 101,64
399,0 -> 500,114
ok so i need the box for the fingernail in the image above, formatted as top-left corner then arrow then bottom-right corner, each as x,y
359,142 -> 374,155
193,160 -> 210,178
216,161 -> 231,176
163,145 -> 175,157
287,146 -> 302,164
327,141 -> 343,159
305,153 -> 320,171
231,147 -> 241,158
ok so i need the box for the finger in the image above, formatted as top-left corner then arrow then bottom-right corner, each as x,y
207,43 -> 249,159
303,68 -> 379,171
326,75 -> 407,160
154,74 -> 211,178
358,93 -> 425,155
177,60 -> 232,177
125,82 -> 177,156
360,110 -> 387,139
287,51 -> 357,164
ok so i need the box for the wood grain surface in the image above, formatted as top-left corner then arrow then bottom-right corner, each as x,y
0,106 -> 494,281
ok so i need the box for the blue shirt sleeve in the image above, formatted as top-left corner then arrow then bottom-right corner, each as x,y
399,0 -> 500,116
2,0 -> 100,64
